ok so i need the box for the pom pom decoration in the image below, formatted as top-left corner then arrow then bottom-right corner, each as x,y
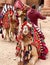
21,21 -> 32,30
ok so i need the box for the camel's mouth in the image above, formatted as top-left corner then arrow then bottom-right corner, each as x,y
22,25 -> 29,35
23,31 -> 28,35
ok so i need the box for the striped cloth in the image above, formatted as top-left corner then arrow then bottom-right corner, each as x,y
14,0 -> 24,10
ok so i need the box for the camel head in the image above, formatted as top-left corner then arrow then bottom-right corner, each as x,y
21,22 -> 32,35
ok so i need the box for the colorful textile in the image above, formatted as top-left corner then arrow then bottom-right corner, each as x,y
14,0 -> 24,10
32,24 -> 48,60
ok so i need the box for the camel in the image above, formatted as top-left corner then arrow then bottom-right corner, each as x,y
16,20 -> 48,65
2,4 -> 19,41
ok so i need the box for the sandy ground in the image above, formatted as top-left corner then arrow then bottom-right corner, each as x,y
0,16 -> 50,65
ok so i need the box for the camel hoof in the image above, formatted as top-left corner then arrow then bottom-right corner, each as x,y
18,61 -> 23,65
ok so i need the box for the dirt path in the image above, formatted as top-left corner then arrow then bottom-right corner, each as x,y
0,36 -> 17,65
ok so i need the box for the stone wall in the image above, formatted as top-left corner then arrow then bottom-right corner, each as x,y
26,0 -> 39,7
41,0 -> 50,16
6,0 -> 14,5
0,0 -> 40,7
0,0 -> 5,7
0,0 -> 14,7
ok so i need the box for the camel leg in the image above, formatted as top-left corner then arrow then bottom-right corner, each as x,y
27,46 -> 38,65
11,32 -> 15,42
2,28 -> 7,40
9,28 -> 15,42
5,28 -> 10,41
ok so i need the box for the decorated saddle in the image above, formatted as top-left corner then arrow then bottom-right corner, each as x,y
32,24 -> 48,59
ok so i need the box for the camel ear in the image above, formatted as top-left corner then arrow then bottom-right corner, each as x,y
4,4 -> 7,12
27,22 -> 32,28
10,5 -> 13,9
7,5 -> 10,9
2,4 -> 7,15
12,6 -> 15,11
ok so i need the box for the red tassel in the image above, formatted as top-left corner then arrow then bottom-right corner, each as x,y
39,56 -> 46,60
44,46 -> 48,55
16,46 -> 20,51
